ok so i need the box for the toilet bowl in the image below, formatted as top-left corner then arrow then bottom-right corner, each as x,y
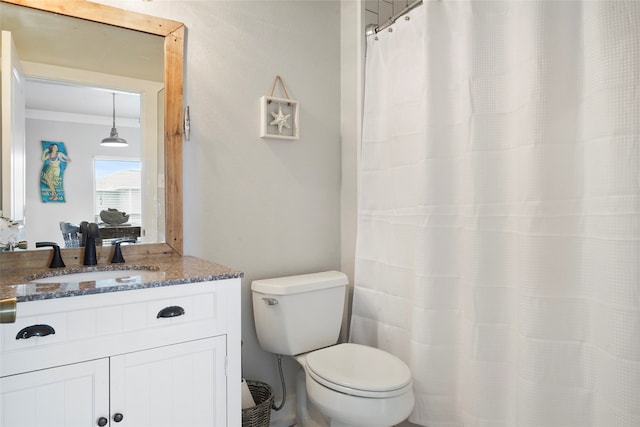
251,271 -> 415,427
296,343 -> 414,427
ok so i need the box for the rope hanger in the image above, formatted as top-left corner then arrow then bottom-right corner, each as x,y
268,75 -> 292,106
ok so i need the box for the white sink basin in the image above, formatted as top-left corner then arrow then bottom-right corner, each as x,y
31,269 -> 146,284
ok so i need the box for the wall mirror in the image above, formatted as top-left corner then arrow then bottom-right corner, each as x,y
0,0 -> 184,254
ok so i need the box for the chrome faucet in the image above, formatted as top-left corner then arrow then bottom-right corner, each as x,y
81,222 -> 100,266
1,241 -> 27,252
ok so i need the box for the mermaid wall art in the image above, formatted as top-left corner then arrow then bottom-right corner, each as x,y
40,141 -> 71,202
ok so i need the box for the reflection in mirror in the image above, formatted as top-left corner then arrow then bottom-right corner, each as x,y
0,0 -> 183,254
23,79 -> 164,247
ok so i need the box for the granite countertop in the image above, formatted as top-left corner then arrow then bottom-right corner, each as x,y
0,253 -> 243,303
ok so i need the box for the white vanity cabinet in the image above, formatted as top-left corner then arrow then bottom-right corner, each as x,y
1,358 -> 109,426
0,278 -> 241,427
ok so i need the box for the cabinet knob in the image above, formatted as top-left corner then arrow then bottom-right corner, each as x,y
113,413 -> 124,423
97,417 -> 108,426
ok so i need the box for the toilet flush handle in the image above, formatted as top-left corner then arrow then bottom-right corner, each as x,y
262,297 -> 279,306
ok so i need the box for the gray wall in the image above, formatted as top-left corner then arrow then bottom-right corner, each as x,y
96,1 -> 345,425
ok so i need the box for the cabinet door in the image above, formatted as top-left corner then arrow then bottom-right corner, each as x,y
110,336 -> 227,427
0,359 -> 109,427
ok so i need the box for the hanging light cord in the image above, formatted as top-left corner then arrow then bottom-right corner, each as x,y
272,354 -> 287,411
111,93 -> 116,128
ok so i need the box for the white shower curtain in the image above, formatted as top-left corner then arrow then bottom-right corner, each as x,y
351,2 -> 640,426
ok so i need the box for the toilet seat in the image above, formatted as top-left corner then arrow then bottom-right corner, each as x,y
305,343 -> 412,398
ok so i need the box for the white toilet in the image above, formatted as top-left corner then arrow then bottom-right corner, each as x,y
251,271 -> 414,427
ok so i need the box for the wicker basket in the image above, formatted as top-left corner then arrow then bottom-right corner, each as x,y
242,381 -> 274,427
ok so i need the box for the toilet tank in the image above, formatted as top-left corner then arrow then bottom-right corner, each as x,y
251,271 -> 348,356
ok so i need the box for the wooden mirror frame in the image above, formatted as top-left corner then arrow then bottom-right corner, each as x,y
2,0 -> 184,255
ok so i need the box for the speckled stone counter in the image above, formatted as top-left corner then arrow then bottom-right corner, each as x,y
1,252 -> 243,303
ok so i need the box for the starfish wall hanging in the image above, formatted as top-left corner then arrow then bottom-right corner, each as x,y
270,103 -> 292,134
260,95 -> 299,140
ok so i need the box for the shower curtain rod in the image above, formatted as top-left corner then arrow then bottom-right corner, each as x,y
365,0 -> 424,36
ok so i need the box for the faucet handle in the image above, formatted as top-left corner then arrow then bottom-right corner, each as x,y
111,239 -> 137,264
35,242 -> 66,268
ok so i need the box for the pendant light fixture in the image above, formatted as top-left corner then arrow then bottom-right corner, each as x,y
101,92 -> 128,147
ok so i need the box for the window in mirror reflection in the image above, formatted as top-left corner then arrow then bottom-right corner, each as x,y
94,158 -> 141,226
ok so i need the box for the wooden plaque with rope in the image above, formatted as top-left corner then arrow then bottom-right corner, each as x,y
260,75 -> 299,140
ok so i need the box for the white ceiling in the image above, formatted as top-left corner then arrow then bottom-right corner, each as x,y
1,2 -> 164,81
26,79 -> 141,120
2,2 -> 162,119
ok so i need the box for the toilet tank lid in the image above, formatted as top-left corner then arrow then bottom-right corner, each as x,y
251,271 -> 348,295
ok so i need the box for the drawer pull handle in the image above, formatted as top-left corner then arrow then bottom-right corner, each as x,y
113,413 -> 124,423
97,417 -> 108,426
157,306 -> 185,319
15,324 -> 56,340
